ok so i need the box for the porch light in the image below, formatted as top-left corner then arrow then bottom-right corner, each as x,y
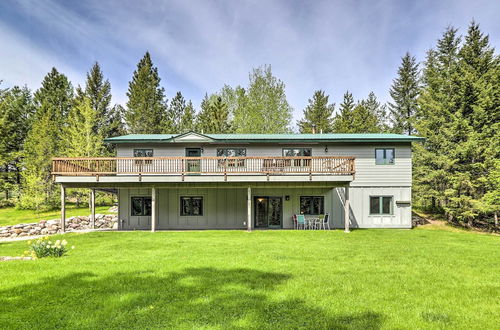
324,146 -> 328,153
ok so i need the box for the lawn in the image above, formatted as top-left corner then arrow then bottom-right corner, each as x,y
0,227 -> 498,329
0,204 -> 115,226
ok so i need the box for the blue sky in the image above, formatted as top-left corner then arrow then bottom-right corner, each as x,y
0,0 -> 499,122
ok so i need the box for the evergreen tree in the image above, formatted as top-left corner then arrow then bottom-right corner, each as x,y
179,100 -> 196,132
0,86 -> 34,199
232,65 -> 293,133
63,97 -> 103,157
77,62 -> 112,138
165,91 -> 186,133
331,91 -> 355,133
332,91 -> 382,133
414,23 -> 500,227
19,68 -> 73,209
196,94 -> 231,133
389,53 -> 420,135
363,92 -> 389,132
125,52 -> 167,133
297,90 -> 334,133
107,104 -> 127,138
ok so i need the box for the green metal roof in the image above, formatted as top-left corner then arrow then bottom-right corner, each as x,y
104,132 -> 424,143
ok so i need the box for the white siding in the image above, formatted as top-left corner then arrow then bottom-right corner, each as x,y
116,142 -> 412,187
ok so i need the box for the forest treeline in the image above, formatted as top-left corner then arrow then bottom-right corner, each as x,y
0,22 -> 498,228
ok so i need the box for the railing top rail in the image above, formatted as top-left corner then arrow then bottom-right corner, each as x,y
52,156 -> 356,161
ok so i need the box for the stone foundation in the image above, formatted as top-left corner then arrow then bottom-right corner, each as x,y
0,214 -> 118,238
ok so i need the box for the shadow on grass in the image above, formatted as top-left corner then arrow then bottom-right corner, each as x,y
0,267 -> 382,329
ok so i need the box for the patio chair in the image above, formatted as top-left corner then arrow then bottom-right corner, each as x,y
296,215 -> 306,229
292,214 -> 298,229
320,213 -> 331,230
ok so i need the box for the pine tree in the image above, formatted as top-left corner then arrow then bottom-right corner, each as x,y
196,94 -> 231,133
125,52 -> 167,134
77,62 -> 112,138
297,90 -> 334,133
331,91 -> 355,133
363,92 -> 388,132
0,86 -> 34,199
414,23 -> 500,227
179,100 -> 195,133
107,104 -> 127,138
165,91 -> 186,133
232,65 -> 293,133
389,52 -> 420,135
19,68 -> 73,209
63,97 -> 103,157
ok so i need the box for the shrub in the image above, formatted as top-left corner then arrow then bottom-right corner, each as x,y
26,237 -> 75,259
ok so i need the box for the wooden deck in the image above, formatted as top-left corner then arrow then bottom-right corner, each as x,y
52,156 -> 355,177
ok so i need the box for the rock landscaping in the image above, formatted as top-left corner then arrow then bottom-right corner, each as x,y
0,214 -> 118,238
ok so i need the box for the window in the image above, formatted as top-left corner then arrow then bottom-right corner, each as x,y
131,197 -> 152,216
217,148 -> 246,167
134,149 -> 153,165
375,148 -> 395,165
369,196 -> 393,215
180,196 -> 203,216
283,148 -> 312,166
134,149 -> 153,157
300,196 -> 324,215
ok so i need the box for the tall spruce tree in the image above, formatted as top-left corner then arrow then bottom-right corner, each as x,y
332,91 -> 382,133
196,94 -> 231,133
107,104 -> 127,138
20,68 -> 73,209
363,92 -> 388,132
0,86 -> 34,199
414,27 -> 461,215
297,90 -> 334,133
331,91 -> 355,133
232,65 -> 293,133
77,62 -> 112,138
414,23 -> 499,226
165,91 -> 186,133
179,100 -> 195,132
125,52 -> 167,133
63,97 -> 103,157
388,53 -> 420,135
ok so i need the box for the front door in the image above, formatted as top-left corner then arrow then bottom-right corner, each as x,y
185,148 -> 201,173
254,196 -> 282,228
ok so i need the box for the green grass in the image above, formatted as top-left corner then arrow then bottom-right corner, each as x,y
0,227 -> 498,329
0,204 -> 115,226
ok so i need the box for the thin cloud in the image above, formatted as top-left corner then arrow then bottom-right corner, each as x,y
0,0 -> 498,120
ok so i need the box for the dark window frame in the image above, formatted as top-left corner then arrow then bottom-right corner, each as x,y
300,196 -> 325,215
134,149 -> 154,165
180,196 -> 204,216
375,148 -> 395,165
282,148 -> 312,157
131,197 -> 152,216
217,148 -> 247,167
369,196 -> 394,215
282,148 -> 312,167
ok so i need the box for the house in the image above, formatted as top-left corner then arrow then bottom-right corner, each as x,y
52,131 -> 424,231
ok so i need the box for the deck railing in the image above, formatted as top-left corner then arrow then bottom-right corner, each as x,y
52,156 -> 355,176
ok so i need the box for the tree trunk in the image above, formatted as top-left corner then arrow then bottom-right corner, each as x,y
5,189 -> 9,200
495,211 -> 498,228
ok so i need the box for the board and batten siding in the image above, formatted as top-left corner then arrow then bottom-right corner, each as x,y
117,186 -> 412,230
116,142 -> 412,187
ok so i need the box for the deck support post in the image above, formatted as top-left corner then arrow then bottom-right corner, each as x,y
344,185 -> 350,233
60,185 -> 66,233
151,187 -> 156,232
90,188 -> 96,229
247,186 -> 252,231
